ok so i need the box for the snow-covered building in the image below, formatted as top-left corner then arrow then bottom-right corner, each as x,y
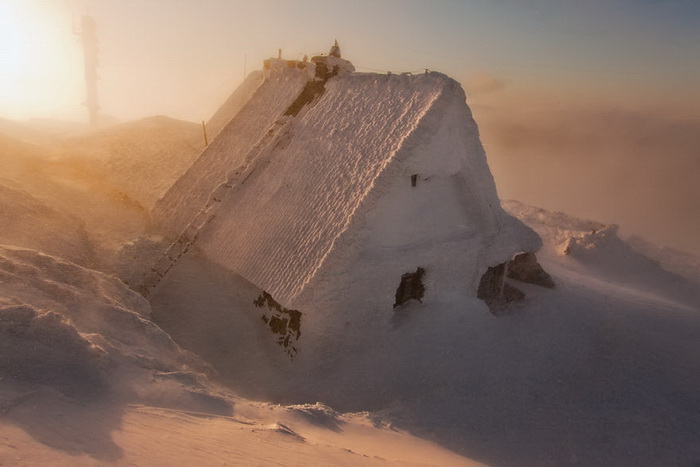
149,44 -> 541,352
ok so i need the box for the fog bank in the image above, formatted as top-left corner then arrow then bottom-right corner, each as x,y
472,96 -> 699,255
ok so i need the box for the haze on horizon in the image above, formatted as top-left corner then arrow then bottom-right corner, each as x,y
1,0 -> 698,255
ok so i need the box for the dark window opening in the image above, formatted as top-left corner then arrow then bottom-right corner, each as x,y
411,174 -> 418,187
394,267 -> 426,308
477,263 -> 525,315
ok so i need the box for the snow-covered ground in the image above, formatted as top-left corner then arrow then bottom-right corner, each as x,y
148,206 -> 699,465
1,96 -> 699,464
0,238 -> 475,466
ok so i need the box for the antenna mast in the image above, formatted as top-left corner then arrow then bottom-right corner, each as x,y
75,15 -> 100,125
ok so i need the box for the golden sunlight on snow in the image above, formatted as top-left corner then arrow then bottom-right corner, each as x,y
0,397 -> 481,466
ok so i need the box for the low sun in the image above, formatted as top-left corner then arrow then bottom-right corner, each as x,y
0,2 -> 35,80
0,1 -> 82,120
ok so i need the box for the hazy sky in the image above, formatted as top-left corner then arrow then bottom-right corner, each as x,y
1,0 -> 699,122
1,0 -> 698,253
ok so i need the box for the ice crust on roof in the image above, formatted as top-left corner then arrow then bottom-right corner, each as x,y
152,65 -> 540,309
198,73 -> 447,304
153,68 -> 309,234
206,70 -> 265,141
190,72 -> 539,306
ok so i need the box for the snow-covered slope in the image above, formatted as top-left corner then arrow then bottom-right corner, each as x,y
0,123 -> 196,278
503,200 -> 700,308
0,248 -> 475,466
0,127 -> 162,272
628,234 -> 700,285
61,116 -> 201,210
150,203 -> 700,466
1,60 -> 698,465
1,117 -> 698,464
1,395 -> 474,466
0,245 -> 228,410
0,181 -> 94,265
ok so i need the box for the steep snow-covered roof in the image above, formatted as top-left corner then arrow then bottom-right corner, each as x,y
198,73 -> 448,303
152,64 -> 540,308
206,71 -> 264,141
191,71 -> 536,306
153,68 -> 309,234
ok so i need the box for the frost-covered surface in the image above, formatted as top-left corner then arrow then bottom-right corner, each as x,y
151,206 -> 700,466
205,70 -> 264,141
324,55 -> 356,76
0,131 -> 150,270
1,106 -> 699,464
1,245 -> 472,465
152,68 -> 309,235
192,72 -> 539,309
1,59 -> 699,465
1,106 -> 483,464
0,245 -> 224,406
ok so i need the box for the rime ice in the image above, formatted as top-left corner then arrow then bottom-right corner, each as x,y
151,50 -> 541,327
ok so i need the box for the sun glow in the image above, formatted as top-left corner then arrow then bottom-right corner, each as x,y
0,1 -> 83,121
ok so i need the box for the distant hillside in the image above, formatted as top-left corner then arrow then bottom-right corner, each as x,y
0,130 -> 149,269
61,116 -> 202,210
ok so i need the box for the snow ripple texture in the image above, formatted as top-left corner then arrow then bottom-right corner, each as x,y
206,70 -> 264,141
199,73 -> 457,306
152,69 -> 309,235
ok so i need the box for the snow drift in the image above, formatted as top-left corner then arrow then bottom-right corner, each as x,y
0,244 -> 232,415
150,202 -> 700,466
60,116 -> 202,211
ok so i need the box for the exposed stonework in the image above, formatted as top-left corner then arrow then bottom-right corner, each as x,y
478,252 -> 554,314
254,291 -> 301,358
506,252 -> 555,289
477,263 -> 525,314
